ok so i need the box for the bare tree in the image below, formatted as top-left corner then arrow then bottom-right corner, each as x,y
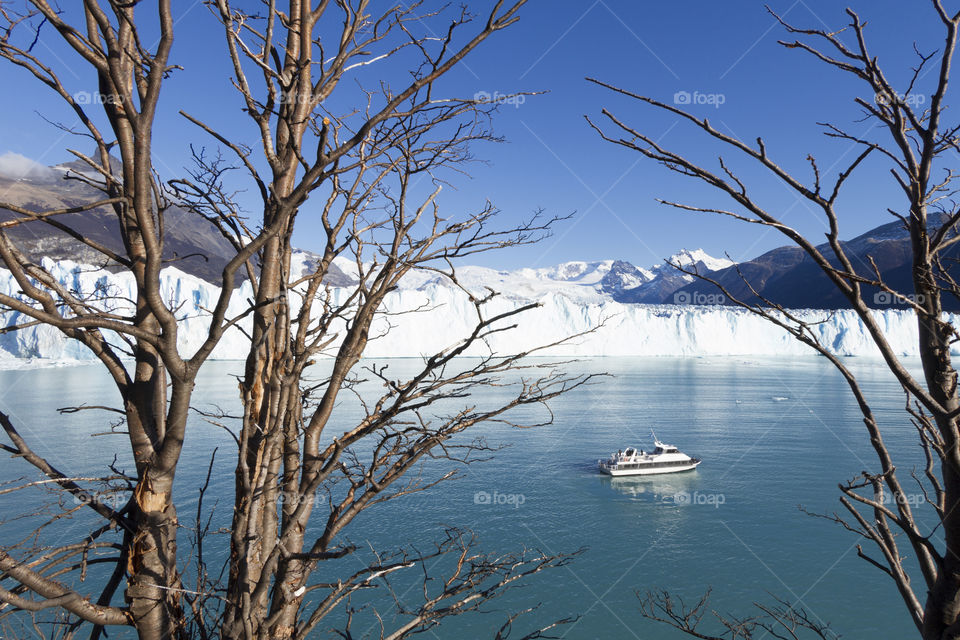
0,2 -> 593,639
638,588 -> 839,640
590,2 -> 960,639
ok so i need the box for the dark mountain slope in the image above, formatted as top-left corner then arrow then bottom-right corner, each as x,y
670,218 -> 954,310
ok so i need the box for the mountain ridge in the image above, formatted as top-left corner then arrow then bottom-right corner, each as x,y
671,216 -> 960,311
1,156 -> 952,310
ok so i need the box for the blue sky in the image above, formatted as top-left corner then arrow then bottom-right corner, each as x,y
0,1 -> 947,270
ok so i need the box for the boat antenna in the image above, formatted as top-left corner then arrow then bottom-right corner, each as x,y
651,429 -> 657,443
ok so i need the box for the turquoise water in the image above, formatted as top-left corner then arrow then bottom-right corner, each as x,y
0,356 -> 927,638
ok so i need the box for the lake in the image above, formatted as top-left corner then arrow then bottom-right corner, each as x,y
0,356 -> 927,639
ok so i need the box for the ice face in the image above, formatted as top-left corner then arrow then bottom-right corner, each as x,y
0,260 -> 948,365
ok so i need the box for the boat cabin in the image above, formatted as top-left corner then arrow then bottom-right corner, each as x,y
653,443 -> 679,454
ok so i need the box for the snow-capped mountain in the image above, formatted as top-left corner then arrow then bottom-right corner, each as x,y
668,248 -> 735,273
367,251 -> 733,306
600,260 -> 649,296
0,154 -> 728,308
616,249 -> 735,304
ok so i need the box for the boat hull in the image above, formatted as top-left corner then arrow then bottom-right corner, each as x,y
599,460 -> 701,476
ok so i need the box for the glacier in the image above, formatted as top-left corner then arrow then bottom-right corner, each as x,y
0,258 -> 950,367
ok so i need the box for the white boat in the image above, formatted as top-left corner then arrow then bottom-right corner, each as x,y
598,433 -> 701,476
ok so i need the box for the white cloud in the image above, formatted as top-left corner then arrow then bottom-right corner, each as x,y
0,152 -> 53,180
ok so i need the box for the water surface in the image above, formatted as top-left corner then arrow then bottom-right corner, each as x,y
0,356 -> 925,639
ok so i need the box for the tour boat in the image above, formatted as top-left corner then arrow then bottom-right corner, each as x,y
598,433 -> 701,476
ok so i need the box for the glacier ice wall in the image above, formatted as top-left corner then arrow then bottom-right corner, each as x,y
0,260 -> 950,366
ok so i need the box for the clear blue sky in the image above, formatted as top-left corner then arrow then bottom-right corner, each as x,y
0,0 -> 945,270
